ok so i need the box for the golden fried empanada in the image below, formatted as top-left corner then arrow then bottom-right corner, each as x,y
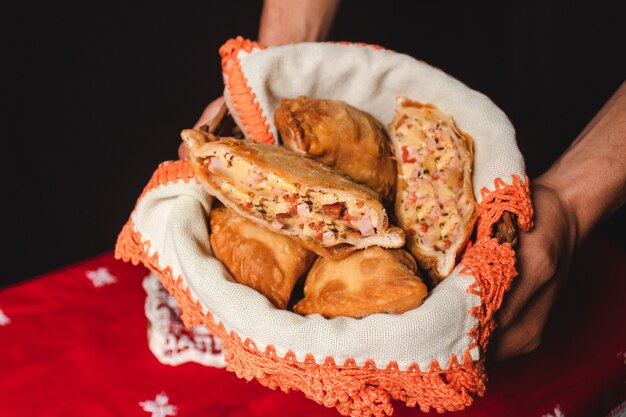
388,97 -> 479,281
210,206 -> 316,309
182,130 -> 405,260
293,246 -> 428,318
274,96 -> 396,200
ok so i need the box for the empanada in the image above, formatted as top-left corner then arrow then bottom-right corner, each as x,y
210,206 -> 316,309
388,97 -> 479,281
293,246 -> 428,318
182,129 -> 405,260
274,96 -> 397,200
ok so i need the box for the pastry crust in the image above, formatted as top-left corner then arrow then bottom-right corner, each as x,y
274,96 -> 396,201
294,247 -> 428,318
388,97 -> 479,281
210,207 -> 316,309
182,130 -> 405,259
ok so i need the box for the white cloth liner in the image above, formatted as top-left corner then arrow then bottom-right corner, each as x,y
132,178 -> 480,371
131,42 -> 527,372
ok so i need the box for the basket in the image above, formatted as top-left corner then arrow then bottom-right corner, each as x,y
115,37 -> 533,416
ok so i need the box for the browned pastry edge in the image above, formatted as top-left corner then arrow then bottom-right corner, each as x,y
209,206 -> 316,309
293,247 -> 428,318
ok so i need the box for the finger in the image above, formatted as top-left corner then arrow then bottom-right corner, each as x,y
492,276 -> 559,360
496,185 -> 566,329
496,230 -> 556,329
177,142 -> 188,160
193,96 -> 225,129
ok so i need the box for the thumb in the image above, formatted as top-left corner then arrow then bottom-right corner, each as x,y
193,96 -> 225,129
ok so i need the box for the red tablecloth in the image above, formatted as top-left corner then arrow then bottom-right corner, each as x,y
1,234 -> 625,417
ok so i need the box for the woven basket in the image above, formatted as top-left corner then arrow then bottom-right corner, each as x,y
116,38 -> 533,416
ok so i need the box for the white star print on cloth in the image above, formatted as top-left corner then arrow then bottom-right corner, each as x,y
85,267 -> 117,288
0,308 -> 10,326
139,392 -> 177,417
542,404 -> 565,417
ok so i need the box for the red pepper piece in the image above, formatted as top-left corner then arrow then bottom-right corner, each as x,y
322,203 -> 345,219
402,146 -> 416,163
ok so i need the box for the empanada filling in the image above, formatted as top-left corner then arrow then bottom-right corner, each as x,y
393,106 -> 474,252
202,152 -> 381,246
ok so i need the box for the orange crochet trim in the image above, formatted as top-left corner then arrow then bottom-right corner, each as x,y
460,174 -> 534,351
139,160 -> 198,197
115,165 -> 532,417
477,175 -> 534,239
219,37 -> 273,145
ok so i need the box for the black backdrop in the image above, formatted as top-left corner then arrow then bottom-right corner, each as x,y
4,0 -> 624,287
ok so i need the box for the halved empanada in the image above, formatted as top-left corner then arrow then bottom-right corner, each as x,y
294,246 -> 428,318
274,96 -> 396,200
182,129 -> 405,260
210,206 -> 316,309
388,97 -> 479,281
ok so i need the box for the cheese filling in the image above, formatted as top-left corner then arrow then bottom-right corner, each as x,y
394,109 -> 473,252
202,152 -> 381,246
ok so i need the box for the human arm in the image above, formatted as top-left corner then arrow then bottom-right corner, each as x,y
493,80 -> 626,359
258,0 -> 340,46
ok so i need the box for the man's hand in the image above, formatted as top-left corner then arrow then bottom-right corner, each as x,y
493,81 -> 626,360
492,181 -> 577,359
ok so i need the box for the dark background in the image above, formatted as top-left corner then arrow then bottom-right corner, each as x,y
3,0 -> 624,287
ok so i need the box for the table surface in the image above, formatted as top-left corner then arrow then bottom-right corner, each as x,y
1,233 -> 625,417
